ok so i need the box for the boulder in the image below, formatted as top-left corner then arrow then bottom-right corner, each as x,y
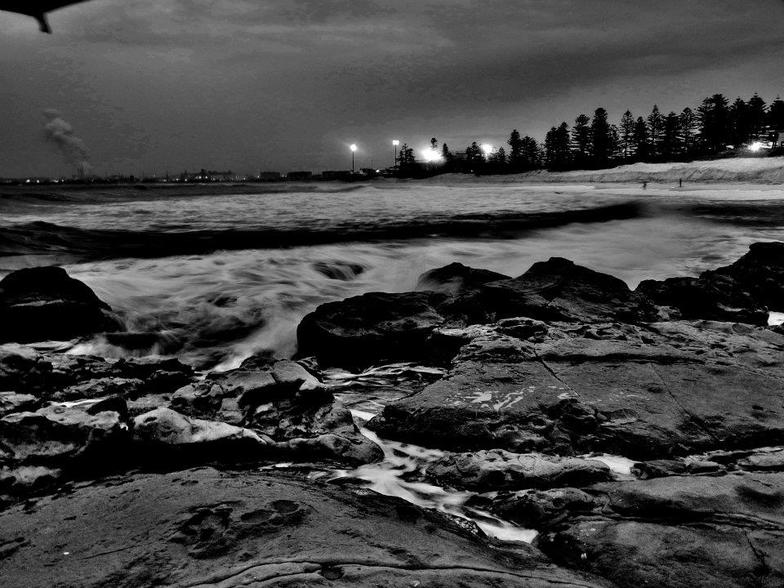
637,241 -> 784,324
417,262 -> 511,296
297,291 -> 453,366
0,266 -> 123,343
132,407 -> 270,463
480,488 -> 597,529
478,257 -> 659,324
0,402 -> 130,468
636,274 -> 768,324
426,450 -> 611,491
712,241 -> 784,309
0,468 -> 607,587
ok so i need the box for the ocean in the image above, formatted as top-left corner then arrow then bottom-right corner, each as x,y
2,180 -> 783,370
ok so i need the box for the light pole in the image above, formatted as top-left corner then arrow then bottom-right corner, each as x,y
350,144 -> 357,174
392,139 -> 400,168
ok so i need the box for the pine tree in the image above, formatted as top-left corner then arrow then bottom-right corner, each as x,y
545,123 -> 571,170
698,94 -> 731,153
747,93 -> 767,140
508,129 -> 524,171
647,105 -> 664,160
571,114 -> 592,168
661,112 -> 682,160
441,143 -> 452,161
729,98 -> 751,147
591,108 -> 612,168
619,110 -> 636,161
633,116 -> 650,162
520,136 -> 541,170
679,107 -> 698,157
768,97 -> 784,131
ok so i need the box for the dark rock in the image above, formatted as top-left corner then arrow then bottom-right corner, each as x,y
537,473 -> 784,588
426,450 -> 611,491
0,345 -> 52,394
132,407 -> 271,464
483,488 -> 597,529
631,459 -> 688,479
713,241 -> 784,310
0,465 -> 62,498
637,241 -> 784,324
297,291 -> 452,366
370,320 -> 784,458
417,262 -> 510,295
0,468 -> 606,587
50,377 -> 144,402
479,257 -> 659,324
0,266 -> 123,343
0,392 -> 38,417
0,402 -> 130,468
636,274 -> 768,324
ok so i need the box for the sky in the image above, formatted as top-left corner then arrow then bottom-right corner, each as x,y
2,0 -> 784,177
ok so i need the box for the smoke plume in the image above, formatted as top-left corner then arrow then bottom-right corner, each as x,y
43,109 -> 91,177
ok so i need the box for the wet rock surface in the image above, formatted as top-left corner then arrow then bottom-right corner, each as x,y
369,320 -> 784,458
535,473 -> 784,588
2,243 -> 784,586
0,468 -> 606,588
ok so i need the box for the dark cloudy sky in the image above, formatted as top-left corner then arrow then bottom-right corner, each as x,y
2,0 -> 784,176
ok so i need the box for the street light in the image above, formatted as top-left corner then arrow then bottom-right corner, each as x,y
350,143 -> 358,173
392,139 -> 400,168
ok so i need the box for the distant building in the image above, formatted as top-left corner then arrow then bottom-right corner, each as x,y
321,170 -> 352,181
287,171 -> 313,181
258,171 -> 282,182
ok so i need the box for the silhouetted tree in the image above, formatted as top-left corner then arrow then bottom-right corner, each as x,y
647,105 -> 664,160
768,97 -> 784,131
698,94 -> 731,153
465,141 -> 483,172
545,122 -> 571,170
748,93 -> 767,140
679,107 -> 699,156
729,97 -> 751,147
520,135 -> 541,170
633,116 -> 650,162
571,114 -> 592,168
398,143 -> 416,169
441,143 -> 452,162
662,111 -> 682,160
619,110 -> 636,161
430,137 -> 439,151
591,108 -> 612,168
508,129 -> 525,171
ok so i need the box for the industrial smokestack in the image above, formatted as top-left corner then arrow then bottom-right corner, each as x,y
42,109 -> 91,178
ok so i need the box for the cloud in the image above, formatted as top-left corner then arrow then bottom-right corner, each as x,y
2,0 -> 784,175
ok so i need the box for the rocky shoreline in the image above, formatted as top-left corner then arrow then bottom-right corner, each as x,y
2,243 -> 784,586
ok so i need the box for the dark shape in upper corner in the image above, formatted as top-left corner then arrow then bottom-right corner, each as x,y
0,0 -> 92,33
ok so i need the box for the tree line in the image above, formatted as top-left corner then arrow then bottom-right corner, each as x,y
396,93 -> 784,176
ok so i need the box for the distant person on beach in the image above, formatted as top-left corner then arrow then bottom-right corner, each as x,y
642,181 -> 648,190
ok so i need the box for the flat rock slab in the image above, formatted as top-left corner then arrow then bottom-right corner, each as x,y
536,472 -> 784,588
370,321 -> 784,458
0,468 -> 606,587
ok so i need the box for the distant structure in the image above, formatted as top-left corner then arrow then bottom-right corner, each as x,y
287,171 -> 313,181
321,170 -> 352,181
258,171 -> 282,182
